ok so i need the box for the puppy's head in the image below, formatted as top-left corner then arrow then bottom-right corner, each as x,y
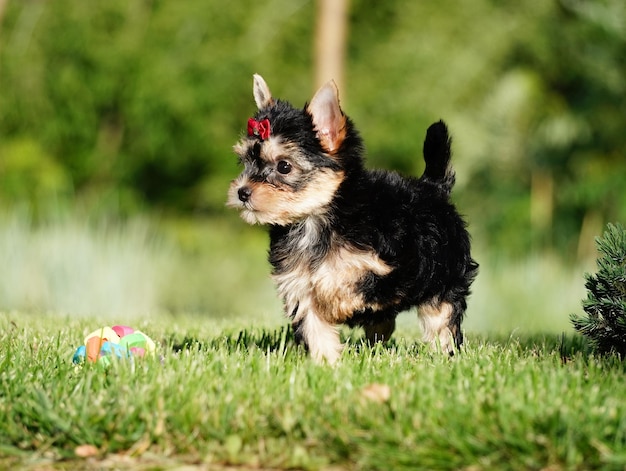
227,75 -> 350,226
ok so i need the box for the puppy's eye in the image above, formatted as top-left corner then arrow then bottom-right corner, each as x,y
276,160 -> 292,175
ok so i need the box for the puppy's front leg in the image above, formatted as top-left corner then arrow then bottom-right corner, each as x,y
294,310 -> 343,365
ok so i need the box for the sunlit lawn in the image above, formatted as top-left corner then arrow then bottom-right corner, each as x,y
1,214 -> 618,471
2,312 -> 626,471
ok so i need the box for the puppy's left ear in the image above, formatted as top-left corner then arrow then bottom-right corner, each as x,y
253,74 -> 274,109
307,80 -> 346,154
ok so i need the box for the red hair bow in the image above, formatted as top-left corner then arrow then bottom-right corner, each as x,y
247,118 -> 271,140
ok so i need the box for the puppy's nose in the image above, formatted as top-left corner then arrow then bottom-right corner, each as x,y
238,186 -> 252,202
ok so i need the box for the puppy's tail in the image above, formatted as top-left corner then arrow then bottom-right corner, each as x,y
421,120 -> 455,194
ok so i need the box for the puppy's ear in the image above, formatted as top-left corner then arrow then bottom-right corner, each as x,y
253,74 -> 274,110
307,80 -> 346,154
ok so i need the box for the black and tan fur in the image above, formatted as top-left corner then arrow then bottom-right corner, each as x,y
227,74 -> 478,364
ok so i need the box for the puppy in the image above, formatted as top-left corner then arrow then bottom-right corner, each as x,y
228,75 -> 478,364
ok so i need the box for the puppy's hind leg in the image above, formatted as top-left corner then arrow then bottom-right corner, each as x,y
418,301 -> 461,355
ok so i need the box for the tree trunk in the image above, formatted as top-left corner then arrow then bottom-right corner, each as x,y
314,0 -> 349,93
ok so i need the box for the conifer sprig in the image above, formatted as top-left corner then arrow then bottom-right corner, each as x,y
571,223 -> 626,355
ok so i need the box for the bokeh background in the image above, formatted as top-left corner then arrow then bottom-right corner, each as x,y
0,0 -> 624,333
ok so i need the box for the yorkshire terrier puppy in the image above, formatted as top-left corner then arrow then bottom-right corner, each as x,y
228,74 -> 478,364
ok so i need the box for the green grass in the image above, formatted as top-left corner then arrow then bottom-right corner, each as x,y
2,312 -> 626,470
0,213 -> 615,469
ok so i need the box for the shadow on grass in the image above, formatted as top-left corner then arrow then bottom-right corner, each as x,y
167,324 -> 300,355
165,324 -> 412,358
164,325 -> 610,366
472,331 -> 626,366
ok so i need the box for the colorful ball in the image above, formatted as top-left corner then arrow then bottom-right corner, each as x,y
72,325 -> 156,366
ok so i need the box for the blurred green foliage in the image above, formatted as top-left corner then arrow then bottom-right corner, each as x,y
0,0 -> 624,257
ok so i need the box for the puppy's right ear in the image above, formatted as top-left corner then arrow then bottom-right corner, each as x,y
253,74 -> 274,110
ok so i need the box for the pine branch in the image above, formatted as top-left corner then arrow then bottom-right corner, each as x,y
571,223 -> 626,355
